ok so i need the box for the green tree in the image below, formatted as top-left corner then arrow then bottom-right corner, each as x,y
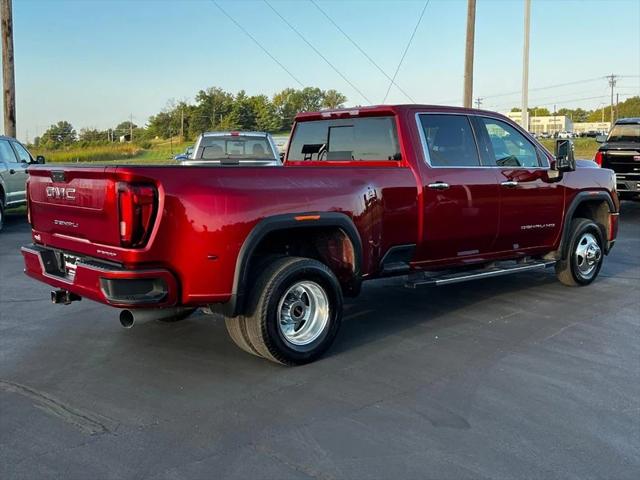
252,95 -> 280,132
40,121 -> 76,148
189,87 -> 235,137
588,96 -> 640,122
78,128 -> 107,143
511,106 -> 551,116
322,89 -> 347,109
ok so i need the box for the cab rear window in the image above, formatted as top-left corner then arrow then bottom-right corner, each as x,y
288,116 -> 401,161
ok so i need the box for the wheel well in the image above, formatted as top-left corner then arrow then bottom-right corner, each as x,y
572,199 -> 609,228
557,198 -> 611,260
247,226 -> 360,297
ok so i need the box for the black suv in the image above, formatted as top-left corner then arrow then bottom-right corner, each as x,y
595,118 -> 640,200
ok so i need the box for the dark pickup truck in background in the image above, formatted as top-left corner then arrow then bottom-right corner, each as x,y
595,117 -> 640,200
22,105 -> 619,365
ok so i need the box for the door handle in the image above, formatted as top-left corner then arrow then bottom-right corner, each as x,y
9,168 -> 16,174
427,182 -> 450,190
501,181 -> 519,188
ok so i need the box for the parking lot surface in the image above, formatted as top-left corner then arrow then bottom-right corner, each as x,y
1,203 -> 639,480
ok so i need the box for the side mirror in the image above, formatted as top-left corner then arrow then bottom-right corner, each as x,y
595,135 -> 607,143
36,155 -> 46,164
555,139 -> 576,173
279,151 -> 285,162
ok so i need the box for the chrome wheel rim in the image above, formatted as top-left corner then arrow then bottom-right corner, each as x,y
277,281 -> 329,346
574,232 -> 601,277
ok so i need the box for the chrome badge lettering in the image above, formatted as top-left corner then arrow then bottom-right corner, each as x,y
521,223 -> 556,230
53,219 -> 79,228
46,186 -> 76,201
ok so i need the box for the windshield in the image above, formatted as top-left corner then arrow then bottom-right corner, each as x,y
607,123 -> 640,143
199,136 -> 276,161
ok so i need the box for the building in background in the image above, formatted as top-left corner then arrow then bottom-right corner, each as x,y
506,111 -> 573,135
573,122 -> 611,135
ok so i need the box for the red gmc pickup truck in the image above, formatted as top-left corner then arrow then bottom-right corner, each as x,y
22,105 -> 619,365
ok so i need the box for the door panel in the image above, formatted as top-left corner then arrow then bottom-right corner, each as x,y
494,168 -> 564,250
472,116 -> 564,251
419,168 -> 500,261
415,113 -> 501,263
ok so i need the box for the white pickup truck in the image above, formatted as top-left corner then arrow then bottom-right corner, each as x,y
180,131 -> 282,166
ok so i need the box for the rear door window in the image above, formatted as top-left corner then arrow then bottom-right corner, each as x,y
288,116 -> 401,161
418,114 -> 480,167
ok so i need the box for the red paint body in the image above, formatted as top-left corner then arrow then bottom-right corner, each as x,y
22,105 -> 619,309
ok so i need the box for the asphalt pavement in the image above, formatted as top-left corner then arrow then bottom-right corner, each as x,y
1,202 -> 639,480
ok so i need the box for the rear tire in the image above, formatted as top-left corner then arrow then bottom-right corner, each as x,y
225,257 -> 343,366
556,218 -> 604,286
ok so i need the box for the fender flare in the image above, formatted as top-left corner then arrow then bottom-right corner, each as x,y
225,212 -> 363,317
559,190 -> 616,259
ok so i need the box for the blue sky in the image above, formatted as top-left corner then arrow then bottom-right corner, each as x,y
6,0 -> 640,141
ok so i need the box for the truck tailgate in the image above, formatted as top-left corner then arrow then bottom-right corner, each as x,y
28,166 -> 122,246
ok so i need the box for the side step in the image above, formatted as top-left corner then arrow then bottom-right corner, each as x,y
405,260 -> 556,289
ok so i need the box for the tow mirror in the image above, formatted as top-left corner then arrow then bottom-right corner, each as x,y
36,155 -> 46,164
555,139 -> 575,172
595,134 -> 607,143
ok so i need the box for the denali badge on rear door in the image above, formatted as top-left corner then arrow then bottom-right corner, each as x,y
46,186 -> 76,201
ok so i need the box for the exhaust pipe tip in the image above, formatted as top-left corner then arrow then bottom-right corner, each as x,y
119,310 -> 135,329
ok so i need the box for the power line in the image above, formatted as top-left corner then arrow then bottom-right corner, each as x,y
482,76 -> 604,100
263,0 -> 371,104
308,0 -> 415,103
382,0 -> 430,104
210,0 -> 304,88
436,76 -> 610,105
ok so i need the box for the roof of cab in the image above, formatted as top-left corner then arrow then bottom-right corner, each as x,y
294,104 -> 510,122
614,117 -> 640,125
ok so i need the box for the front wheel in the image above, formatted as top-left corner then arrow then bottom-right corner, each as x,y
556,218 -> 604,286
225,257 -> 343,365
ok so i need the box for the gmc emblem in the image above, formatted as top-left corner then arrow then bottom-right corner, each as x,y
46,186 -> 76,201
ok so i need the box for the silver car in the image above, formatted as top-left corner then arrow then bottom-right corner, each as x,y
181,131 -> 282,166
0,136 -> 44,231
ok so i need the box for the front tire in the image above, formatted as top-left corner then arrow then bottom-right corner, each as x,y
556,218 -> 604,286
225,257 -> 343,365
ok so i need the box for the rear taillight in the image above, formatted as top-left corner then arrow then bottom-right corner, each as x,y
117,183 -> 157,248
594,151 -> 603,167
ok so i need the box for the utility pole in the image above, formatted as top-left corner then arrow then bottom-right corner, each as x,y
463,0 -> 476,108
521,0 -> 531,132
475,97 -> 483,109
1,0 -> 16,138
607,74 -> 617,124
180,107 -> 184,140
616,93 -> 619,121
